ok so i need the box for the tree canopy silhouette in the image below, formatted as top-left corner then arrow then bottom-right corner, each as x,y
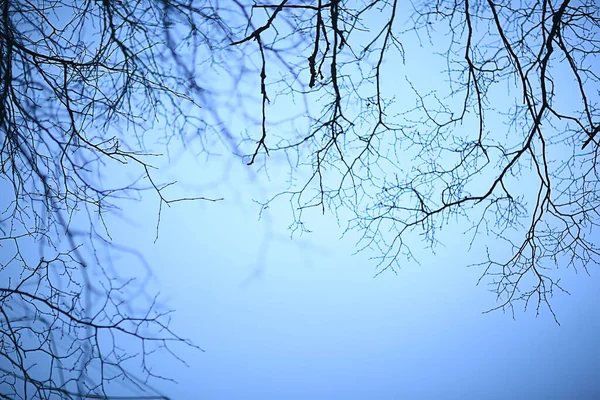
228,0 -> 600,323
2,0 -> 600,398
0,1 -> 226,398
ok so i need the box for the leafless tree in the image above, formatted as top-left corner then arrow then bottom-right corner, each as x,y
230,0 -> 600,323
2,0 -> 599,396
0,1 -> 230,398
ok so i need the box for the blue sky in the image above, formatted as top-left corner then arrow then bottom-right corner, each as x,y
2,2 -> 600,399
101,146 -> 600,399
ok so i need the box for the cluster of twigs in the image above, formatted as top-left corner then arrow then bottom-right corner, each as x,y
0,1 -> 227,398
230,0 -> 600,323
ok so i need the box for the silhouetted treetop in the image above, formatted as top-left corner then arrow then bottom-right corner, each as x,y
229,0 -> 600,323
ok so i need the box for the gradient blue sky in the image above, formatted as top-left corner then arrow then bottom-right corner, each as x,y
3,3 -> 600,399
100,145 -> 600,399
